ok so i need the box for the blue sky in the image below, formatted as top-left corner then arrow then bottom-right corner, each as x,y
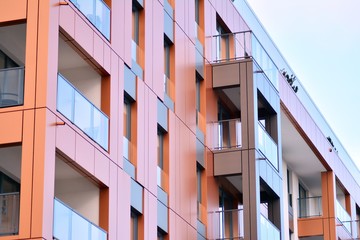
246,0 -> 360,166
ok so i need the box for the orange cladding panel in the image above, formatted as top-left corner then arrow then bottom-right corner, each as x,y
298,218 -> 324,237
0,0 -> 26,23
0,111 -> 22,144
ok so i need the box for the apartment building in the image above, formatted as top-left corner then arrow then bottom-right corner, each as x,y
0,0 -> 359,239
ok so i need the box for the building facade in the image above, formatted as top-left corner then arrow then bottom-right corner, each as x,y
0,0 -> 359,239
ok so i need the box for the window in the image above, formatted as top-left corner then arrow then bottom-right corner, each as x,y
157,229 -> 166,240
197,166 -> 202,203
219,189 -> 235,239
195,73 -> 204,128
196,75 -> 201,116
131,210 -> 139,240
157,130 -> 164,170
124,97 -> 132,141
195,0 -> 200,25
157,128 -> 167,189
164,40 -> 173,95
197,164 -> 204,221
132,6 -> 140,46
287,169 -> 292,207
215,22 -> 230,61
298,184 -> 307,217
132,1 -> 143,64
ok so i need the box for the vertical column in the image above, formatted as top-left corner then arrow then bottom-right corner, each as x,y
241,60 -> 260,239
321,171 -> 337,240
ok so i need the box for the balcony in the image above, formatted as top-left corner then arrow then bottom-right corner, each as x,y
211,119 -> 242,150
57,74 -> 109,151
260,214 -> 280,240
69,0 -> 110,40
0,192 -> 20,236
257,122 -> 278,170
53,198 -> 107,240
0,67 -> 24,108
208,208 -> 244,240
297,196 -> 322,218
210,119 -> 242,176
211,31 -> 278,91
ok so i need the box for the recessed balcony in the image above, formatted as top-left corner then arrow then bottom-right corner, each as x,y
69,0 -> 110,40
54,155 -> 107,240
58,36 -> 109,151
57,74 -> 109,150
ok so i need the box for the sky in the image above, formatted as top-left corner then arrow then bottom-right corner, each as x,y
245,0 -> 360,166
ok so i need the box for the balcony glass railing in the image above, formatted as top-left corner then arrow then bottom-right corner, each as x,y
260,214 -> 280,240
0,67 -> 24,108
297,196 -> 322,218
69,0 -> 110,40
53,198 -> 106,240
257,122 -> 278,170
208,208 -> 244,240
211,119 -> 242,150
57,74 -> 109,151
336,200 -> 352,234
0,192 -> 20,236
211,31 -> 278,90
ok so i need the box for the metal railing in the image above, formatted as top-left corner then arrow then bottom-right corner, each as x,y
257,122 -> 278,170
0,192 -> 20,236
53,198 -> 107,240
69,0 -> 110,40
0,67 -> 24,108
208,208 -> 244,240
260,214 -> 280,240
297,196 -> 322,218
57,74 -> 109,151
211,31 -> 278,90
210,119 -> 242,150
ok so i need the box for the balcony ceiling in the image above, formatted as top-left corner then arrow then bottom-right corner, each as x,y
58,37 -> 89,71
0,23 -> 26,65
0,145 -> 21,182
281,110 -> 326,196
